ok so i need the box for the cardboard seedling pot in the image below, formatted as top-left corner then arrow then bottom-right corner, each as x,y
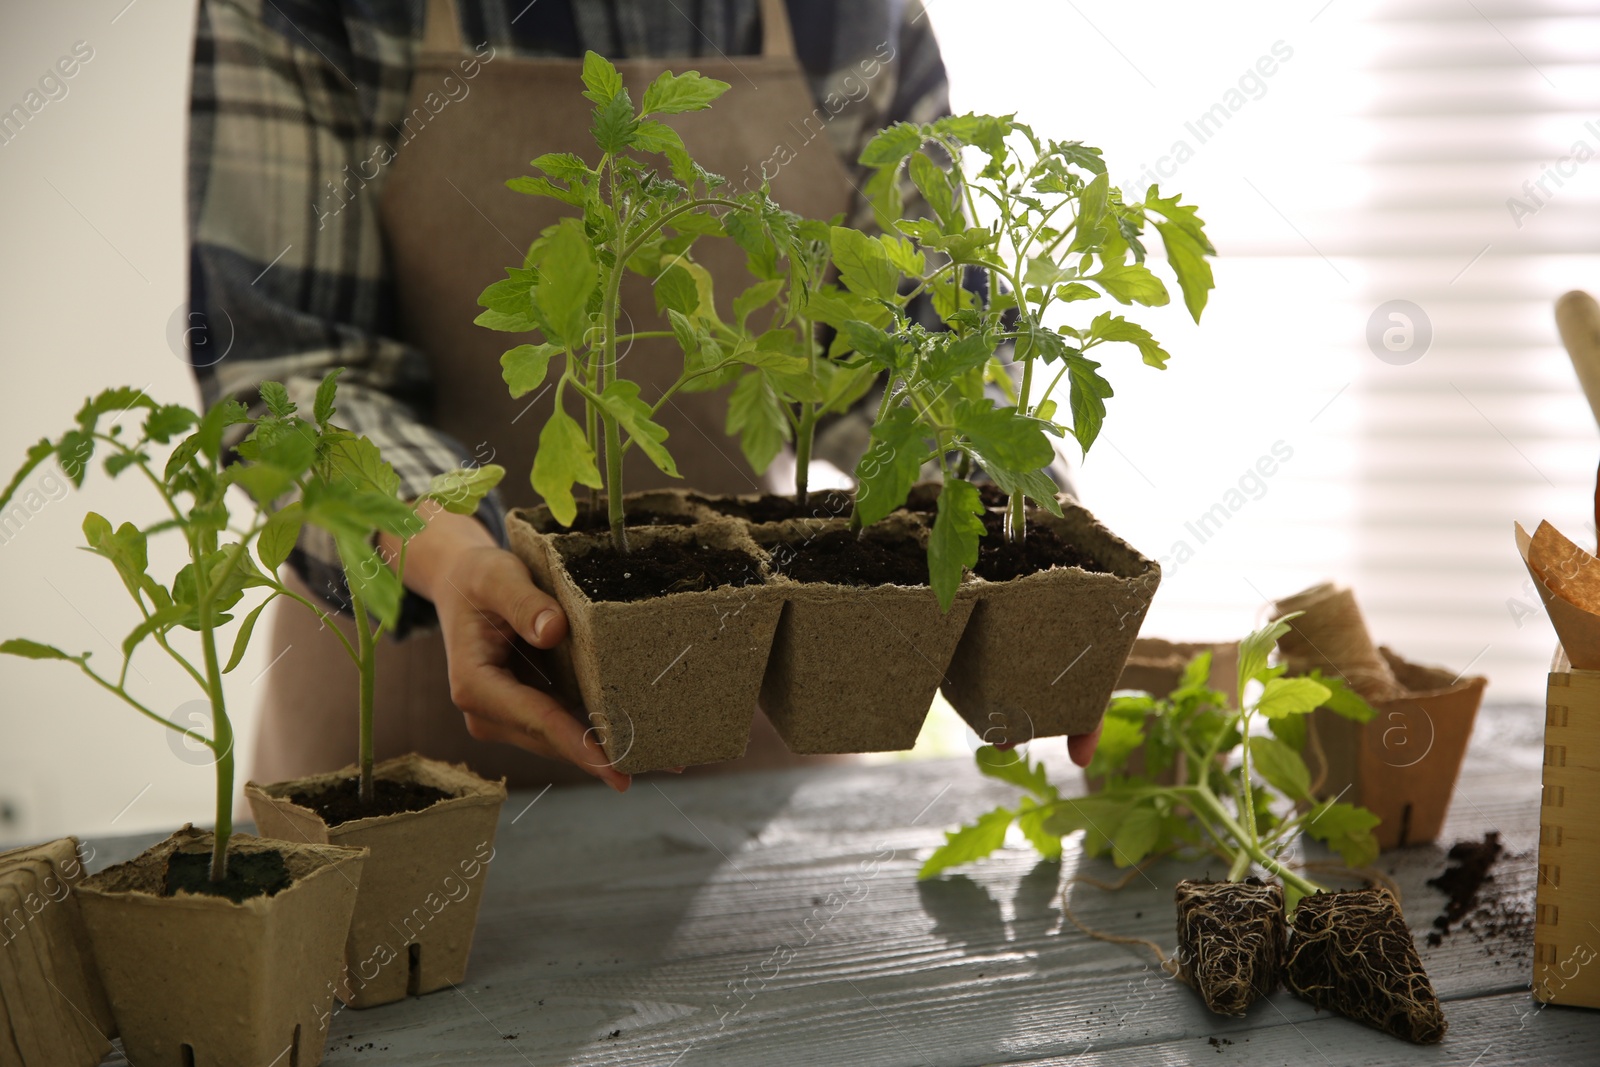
1303,648 -> 1486,850
508,516 -> 783,773
246,754 -> 507,1008
75,825 -> 365,1067
751,515 -> 975,754
941,499 -> 1161,742
0,837 -> 113,1067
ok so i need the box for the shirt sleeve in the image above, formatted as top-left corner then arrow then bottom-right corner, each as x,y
187,0 -> 505,636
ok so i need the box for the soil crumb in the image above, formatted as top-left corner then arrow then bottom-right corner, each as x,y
695,491 -> 854,524
766,528 -> 929,587
287,776 -> 455,828
1425,832 -> 1502,944
562,507 -> 696,532
164,848 -> 291,903
564,539 -> 764,602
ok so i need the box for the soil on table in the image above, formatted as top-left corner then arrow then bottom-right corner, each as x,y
766,528 -> 929,587
974,512 -> 1108,581
286,776 -> 455,828
1425,832 -> 1502,944
164,848 -> 292,903
1173,878 -> 1286,1016
562,507 -> 697,533
563,539 -> 765,602
694,490 -> 854,524
1284,888 -> 1447,1044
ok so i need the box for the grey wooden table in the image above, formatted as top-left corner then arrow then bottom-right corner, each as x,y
91,703 -> 1598,1066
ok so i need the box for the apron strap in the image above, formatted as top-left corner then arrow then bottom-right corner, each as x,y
422,0 -> 468,57
759,0 -> 798,60
423,0 -> 795,62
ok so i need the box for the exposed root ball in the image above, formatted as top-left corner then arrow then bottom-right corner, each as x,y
1174,878 -> 1286,1016
1285,887 -> 1447,1044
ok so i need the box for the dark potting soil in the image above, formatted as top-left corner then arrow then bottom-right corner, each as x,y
286,776 -> 455,828
974,514 -> 1108,581
1284,888 -> 1447,1044
695,490 -> 854,523
1173,878 -> 1286,1016
900,481 -> 1011,513
1425,831 -> 1502,942
765,528 -> 930,587
563,507 -> 697,533
163,848 -> 292,903
563,539 -> 764,602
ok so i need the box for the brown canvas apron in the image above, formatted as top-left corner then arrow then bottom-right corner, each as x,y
250,0 -> 855,788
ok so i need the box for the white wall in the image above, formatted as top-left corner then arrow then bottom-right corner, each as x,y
0,0 -> 268,845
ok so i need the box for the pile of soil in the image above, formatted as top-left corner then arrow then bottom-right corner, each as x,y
1424,832 -> 1502,943
695,491 -> 854,523
564,540 -> 765,602
1174,878 -> 1286,1016
1284,888 -> 1447,1044
286,776 -> 455,828
766,528 -> 929,587
562,507 -> 696,532
974,516 -> 1107,581
164,849 -> 291,903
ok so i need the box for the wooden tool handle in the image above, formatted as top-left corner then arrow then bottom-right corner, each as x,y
1556,290 -> 1600,429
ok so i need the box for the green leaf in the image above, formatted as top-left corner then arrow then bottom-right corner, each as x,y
121,602 -> 193,662
223,595 -> 276,673
909,151 -> 958,229
654,263 -> 700,317
830,226 -> 901,303
1085,313 -> 1170,369
1304,802 -> 1381,869
1016,797 -> 1063,860
1256,676 -> 1331,720
477,268 -> 537,314
975,745 -> 1057,801
1311,671 -> 1377,723
532,409 -> 603,527
144,404 -> 197,444
595,381 -> 675,477
1040,794 -> 1131,838
1084,711 -> 1147,779
1237,617 -> 1294,696
930,477 -> 985,612
954,399 -> 1056,475
258,381 -> 295,418
81,515 -> 149,596
312,369 -> 342,430
1070,173 -> 1110,251
536,218 -> 598,346
57,430 -> 93,486
1111,804 -> 1161,868
1146,187 -> 1216,322
194,397 -> 251,461
323,435 -> 402,498
474,305 -> 540,332
733,279 -> 784,329
0,438 -> 59,513
1267,711 -> 1307,752
591,91 -> 639,154
1249,735 -> 1312,801
1090,264 -> 1169,307
853,406 -> 925,527
640,69 -> 730,115
530,152 -> 592,183
726,371 -> 790,474
0,638 -> 80,662
258,500 -> 303,571
500,343 -> 559,399
75,387 -> 158,432
336,533 -> 403,630
859,122 -> 924,168
631,119 -> 686,155
580,51 -> 623,104
423,464 -> 505,516
918,807 -> 1013,879
837,320 -> 901,370
505,174 -> 585,207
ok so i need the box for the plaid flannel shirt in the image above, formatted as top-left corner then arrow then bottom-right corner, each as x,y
187,0 -> 950,630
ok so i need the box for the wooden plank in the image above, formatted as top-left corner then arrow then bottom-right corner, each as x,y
87,704 -> 1595,1065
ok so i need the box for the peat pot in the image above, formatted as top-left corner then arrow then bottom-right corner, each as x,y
247,754 -> 507,1008
76,826 -> 365,1067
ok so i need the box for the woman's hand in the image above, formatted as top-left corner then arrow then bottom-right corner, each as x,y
386,509 -> 631,792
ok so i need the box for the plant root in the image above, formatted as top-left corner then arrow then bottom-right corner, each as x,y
1284,887 -> 1447,1044
1174,878 -> 1286,1016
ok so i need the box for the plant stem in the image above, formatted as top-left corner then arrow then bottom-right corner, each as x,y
198,595 -> 232,882
1189,785 -> 1320,897
351,590 -> 377,808
795,403 -> 815,506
